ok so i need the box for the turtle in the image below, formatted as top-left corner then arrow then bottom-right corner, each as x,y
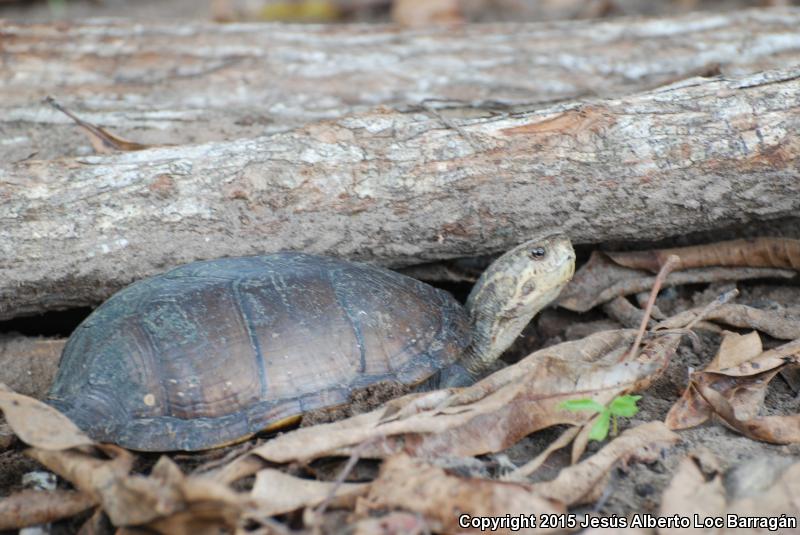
47,234 -> 575,451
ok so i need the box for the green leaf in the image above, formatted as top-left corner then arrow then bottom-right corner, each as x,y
588,413 -> 611,441
560,398 -> 606,414
609,395 -> 642,418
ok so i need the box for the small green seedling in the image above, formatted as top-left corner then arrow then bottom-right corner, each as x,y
560,395 -> 642,442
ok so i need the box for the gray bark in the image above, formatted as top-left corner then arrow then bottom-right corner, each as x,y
0,336 -> 64,398
3,8 -> 800,161
2,66 -> 799,319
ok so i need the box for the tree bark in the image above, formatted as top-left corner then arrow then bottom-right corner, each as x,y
2,66 -> 799,319
3,8 -> 800,161
0,336 -> 64,399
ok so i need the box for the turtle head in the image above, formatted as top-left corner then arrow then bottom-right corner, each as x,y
449,234 -> 574,384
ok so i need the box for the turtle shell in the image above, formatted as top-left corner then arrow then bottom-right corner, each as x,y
47,253 -> 470,451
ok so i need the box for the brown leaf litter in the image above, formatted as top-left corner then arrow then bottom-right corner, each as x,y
666,335 -> 800,443
559,238 -> 799,313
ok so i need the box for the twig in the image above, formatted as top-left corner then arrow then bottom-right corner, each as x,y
685,288 -> 739,330
0,489 -> 96,530
620,254 -> 681,363
311,439 -> 376,517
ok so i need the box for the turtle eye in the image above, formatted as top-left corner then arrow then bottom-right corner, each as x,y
529,247 -> 546,260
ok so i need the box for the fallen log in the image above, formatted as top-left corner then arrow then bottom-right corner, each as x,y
0,336 -> 65,399
2,66 -> 799,319
3,8 -> 800,161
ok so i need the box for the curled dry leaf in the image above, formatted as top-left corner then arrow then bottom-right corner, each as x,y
667,330 -> 764,429
657,303 -> 800,340
249,469 -> 368,517
28,446 -> 247,533
694,383 -> 800,444
0,387 -> 94,450
362,423 -> 677,534
361,454 -> 564,535
557,251 -> 794,313
112,457 -> 246,533
606,238 -> 800,273
46,97 -> 155,153
245,329 -> 679,465
26,446 -> 135,513
530,422 -> 679,506
666,337 -> 800,443
0,488 -> 96,531
2,386 -> 249,532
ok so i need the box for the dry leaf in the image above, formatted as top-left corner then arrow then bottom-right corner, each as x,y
27,446 -> 135,506
657,303 -> 800,340
666,337 -> 800,440
46,97 -> 154,153
0,388 -> 249,532
659,449 -> 726,535
0,489 -> 96,531
530,422 -> 679,506
361,423 -> 676,534
695,383 -> 800,444
29,447 -> 246,532
249,469 -> 367,516
607,238 -> 800,273
118,457 -> 244,533
666,331 -> 764,430
0,388 -> 94,450
558,251 -> 793,313
708,330 -> 763,370
362,454 -> 564,535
